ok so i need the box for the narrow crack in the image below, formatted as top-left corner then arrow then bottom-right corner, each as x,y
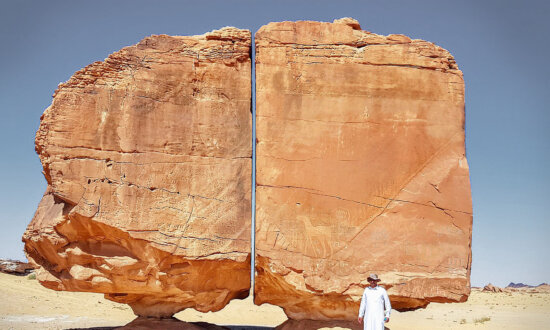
126,230 -> 246,242
180,196 -> 195,236
85,176 -> 225,202
376,196 -> 472,215
257,183 -> 322,193
257,183 -> 383,208
257,114 -> 382,125
50,144 -> 251,160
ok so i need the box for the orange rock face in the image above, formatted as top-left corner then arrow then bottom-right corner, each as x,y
254,18 -> 472,320
23,28 -> 252,317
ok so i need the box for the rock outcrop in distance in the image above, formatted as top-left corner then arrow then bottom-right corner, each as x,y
254,18 -> 472,320
0,259 -> 36,275
506,282 -> 549,289
505,283 -> 550,293
23,27 -> 252,318
482,284 -> 504,293
481,283 -> 550,294
507,282 -> 532,288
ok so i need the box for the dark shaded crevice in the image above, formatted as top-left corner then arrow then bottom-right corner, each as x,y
250,32 -> 257,295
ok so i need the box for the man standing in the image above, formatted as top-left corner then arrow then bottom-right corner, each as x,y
358,274 -> 391,330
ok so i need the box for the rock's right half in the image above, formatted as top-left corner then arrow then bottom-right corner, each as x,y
254,18 -> 472,320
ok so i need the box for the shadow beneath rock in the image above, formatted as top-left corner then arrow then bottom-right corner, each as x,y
67,318 -> 395,330
66,317 -> 276,330
275,319 -> 385,330
66,328 -> 118,330
224,327 -> 274,330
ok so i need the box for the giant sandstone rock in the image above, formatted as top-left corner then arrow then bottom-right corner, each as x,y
255,18 -> 472,320
23,28 -> 252,318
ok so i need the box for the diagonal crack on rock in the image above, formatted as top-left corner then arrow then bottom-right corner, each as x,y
254,18 -> 472,321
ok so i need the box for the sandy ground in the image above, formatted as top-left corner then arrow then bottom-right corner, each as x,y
1,273 -> 549,329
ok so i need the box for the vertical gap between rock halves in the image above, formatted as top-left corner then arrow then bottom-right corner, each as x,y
250,33 -> 256,296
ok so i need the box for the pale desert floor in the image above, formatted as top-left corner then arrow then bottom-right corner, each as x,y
1,273 -> 549,330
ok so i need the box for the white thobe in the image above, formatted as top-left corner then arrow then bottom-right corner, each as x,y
358,286 -> 391,330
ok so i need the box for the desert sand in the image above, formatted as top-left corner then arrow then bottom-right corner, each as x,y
1,273 -> 549,329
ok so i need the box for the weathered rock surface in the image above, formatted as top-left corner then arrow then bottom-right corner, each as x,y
255,18 -> 472,320
23,28 -> 252,317
0,259 -> 36,275
483,284 -> 504,293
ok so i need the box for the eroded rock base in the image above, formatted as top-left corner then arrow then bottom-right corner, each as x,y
24,192 -> 250,318
24,27 -> 252,317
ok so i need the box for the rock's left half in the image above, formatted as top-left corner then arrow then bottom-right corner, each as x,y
22,28 -> 252,318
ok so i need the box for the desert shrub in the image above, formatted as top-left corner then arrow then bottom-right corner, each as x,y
474,316 -> 491,324
27,273 -> 36,280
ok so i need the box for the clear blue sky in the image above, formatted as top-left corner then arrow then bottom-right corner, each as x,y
1,0 -> 548,288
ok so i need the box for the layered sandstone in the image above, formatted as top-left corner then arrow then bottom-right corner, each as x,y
255,18 -> 472,320
23,28 -> 252,317
483,284 -> 504,293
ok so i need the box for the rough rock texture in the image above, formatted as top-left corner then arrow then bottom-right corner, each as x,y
0,259 -> 36,275
483,284 -> 504,293
255,18 -> 472,320
23,28 -> 252,317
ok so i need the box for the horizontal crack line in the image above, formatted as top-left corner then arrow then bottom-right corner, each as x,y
126,230 -> 245,242
376,196 -> 472,215
85,176 -> 225,202
47,144 -> 251,160
257,184 -> 383,208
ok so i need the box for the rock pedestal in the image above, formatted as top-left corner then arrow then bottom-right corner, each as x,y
254,18 -> 472,320
23,28 -> 252,318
